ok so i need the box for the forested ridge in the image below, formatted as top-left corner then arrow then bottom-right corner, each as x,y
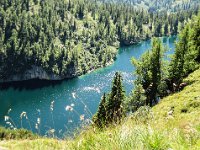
0,2 -> 199,148
105,0 -> 200,12
0,13 -> 199,148
0,0 -> 199,81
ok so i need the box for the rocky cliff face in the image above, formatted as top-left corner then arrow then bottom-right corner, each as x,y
0,65 -> 77,82
0,59 -> 114,82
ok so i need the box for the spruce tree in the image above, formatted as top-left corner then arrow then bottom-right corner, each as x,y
93,93 -> 107,128
106,72 -> 125,124
93,72 -> 125,127
169,13 -> 200,84
169,25 -> 189,84
127,83 -> 146,112
149,38 -> 163,106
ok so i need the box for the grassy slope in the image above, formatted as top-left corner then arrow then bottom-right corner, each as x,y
0,69 -> 200,150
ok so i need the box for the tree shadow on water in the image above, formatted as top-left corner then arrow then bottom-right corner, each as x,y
0,78 -> 78,91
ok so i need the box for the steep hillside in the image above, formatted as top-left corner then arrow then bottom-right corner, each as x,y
107,0 -> 200,12
0,0 -> 198,82
0,68 -> 199,150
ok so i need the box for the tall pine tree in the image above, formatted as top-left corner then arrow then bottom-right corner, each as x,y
106,72 -> 125,123
169,25 -> 189,84
93,72 -> 125,127
149,38 -> 163,106
93,93 -> 107,128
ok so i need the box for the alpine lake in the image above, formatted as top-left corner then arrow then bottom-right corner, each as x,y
0,36 -> 176,138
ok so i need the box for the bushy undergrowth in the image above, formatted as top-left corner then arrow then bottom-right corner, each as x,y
0,127 -> 37,140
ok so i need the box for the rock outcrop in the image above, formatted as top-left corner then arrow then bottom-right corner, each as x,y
0,59 -> 114,82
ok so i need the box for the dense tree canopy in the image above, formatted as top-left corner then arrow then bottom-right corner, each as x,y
0,0 -> 198,80
128,13 -> 200,112
108,0 -> 200,12
169,13 -> 200,84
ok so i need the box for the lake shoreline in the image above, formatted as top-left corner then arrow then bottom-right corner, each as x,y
0,59 -> 115,84
0,36 -> 176,137
0,35 -> 176,84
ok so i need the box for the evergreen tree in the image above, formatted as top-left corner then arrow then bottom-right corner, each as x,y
93,93 -> 107,128
169,13 -> 200,84
127,83 -> 146,112
131,38 -> 164,106
106,72 -> 125,124
169,25 -> 189,84
149,38 -> 163,106
93,72 -> 125,127
0,0 -> 198,80
191,14 -> 200,62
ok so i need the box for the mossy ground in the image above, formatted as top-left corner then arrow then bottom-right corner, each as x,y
0,69 -> 200,150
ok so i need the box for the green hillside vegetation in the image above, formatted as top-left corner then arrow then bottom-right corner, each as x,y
127,13 -> 200,111
0,68 -> 199,150
0,1 -> 199,149
0,11 -> 199,150
110,0 -> 200,12
0,0 -> 198,80
0,127 -> 37,140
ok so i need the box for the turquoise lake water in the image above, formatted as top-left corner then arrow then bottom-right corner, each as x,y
0,37 -> 176,138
